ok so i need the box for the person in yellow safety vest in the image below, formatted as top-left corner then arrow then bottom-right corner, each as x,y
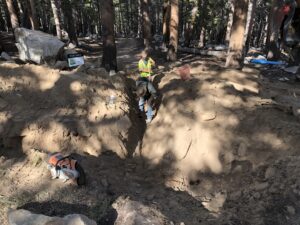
138,50 -> 156,78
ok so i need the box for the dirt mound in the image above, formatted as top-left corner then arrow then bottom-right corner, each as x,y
0,62 -> 130,157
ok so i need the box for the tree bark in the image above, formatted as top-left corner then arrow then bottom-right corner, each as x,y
101,0 -> 117,72
15,0 -> 24,26
225,0 -> 249,68
266,0 -> 284,60
225,0 -> 234,44
244,0 -> 257,54
0,0 -> 8,31
62,0 -> 78,45
138,0 -> 142,37
198,0 -> 206,47
50,0 -> 62,39
141,0 -> 152,49
184,3 -> 198,47
5,0 -> 19,29
167,0 -> 179,61
39,0 -> 48,32
28,0 -> 39,29
162,0 -> 170,47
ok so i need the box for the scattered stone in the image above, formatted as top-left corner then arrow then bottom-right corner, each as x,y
146,194 -> 155,201
1,52 -> 11,61
283,66 -> 299,74
7,209 -> 97,225
101,178 -> 109,187
15,28 -> 65,64
292,104 -> 300,118
113,197 -> 168,225
230,190 -> 242,201
237,142 -> 247,157
253,192 -> 261,199
0,98 -> 8,109
109,70 -> 117,76
202,192 -> 226,213
254,182 -> 269,191
67,43 -> 77,49
265,167 -> 276,180
286,205 -> 296,215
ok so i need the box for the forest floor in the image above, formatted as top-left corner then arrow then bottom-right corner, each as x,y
1,38 -> 300,225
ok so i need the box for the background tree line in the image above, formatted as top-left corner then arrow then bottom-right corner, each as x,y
0,0 -> 299,69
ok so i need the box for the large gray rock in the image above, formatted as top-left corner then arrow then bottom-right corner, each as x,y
8,209 -> 97,225
113,197 -> 169,225
15,28 -> 65,64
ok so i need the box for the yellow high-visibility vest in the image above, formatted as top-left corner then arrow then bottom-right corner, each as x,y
138,58 -> 154,77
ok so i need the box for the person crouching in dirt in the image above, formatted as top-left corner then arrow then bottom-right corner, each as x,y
136,80 -> 158,124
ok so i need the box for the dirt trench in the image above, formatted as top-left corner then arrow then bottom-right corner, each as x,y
2,39 -> 300,225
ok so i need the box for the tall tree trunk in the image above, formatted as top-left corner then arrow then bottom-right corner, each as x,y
5,0 -> 19,29
198,0 -> 206,47
162,0 -> 170,48
266,0 -> 288,60
39,0 -> 48,32
141,0 -> 152,49
138,0 -> 142,37
0,7 -> 6,31
184,3 -> 198,47
101,0 -> 117,72
50,0 -> 62,39
15,0 -> 24,26
0,0 -> 8,31
225,0 -> 234,44
225,0 -> 249,68
244,0 -> 257,54
62,0 -> 78,45
167,0 -> 179,61
28,0 -> 39,29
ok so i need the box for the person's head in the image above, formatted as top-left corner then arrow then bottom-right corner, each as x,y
141,49 -> 149,60
136,83 -> 147,98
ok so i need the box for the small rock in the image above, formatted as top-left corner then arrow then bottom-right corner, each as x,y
265,167 -> 276,180
1,52 -> 11,61
101,178 -> 109,187
8,209 -> 97,225
286,205 -> 296,215
146,194 -> 155,201
237,142 -> 247,157
158,65 -> 165,70
0,98 -> 8,109
269,186 -> 278,194
230,190 -> 242,201
254,182 -> 269,191
109,70 -> 116,76
292,104 -> 300,117
67,43 -> 77,49
253,192 -> 261,199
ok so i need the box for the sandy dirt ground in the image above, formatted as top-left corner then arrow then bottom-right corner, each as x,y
1,38 -> 300,225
